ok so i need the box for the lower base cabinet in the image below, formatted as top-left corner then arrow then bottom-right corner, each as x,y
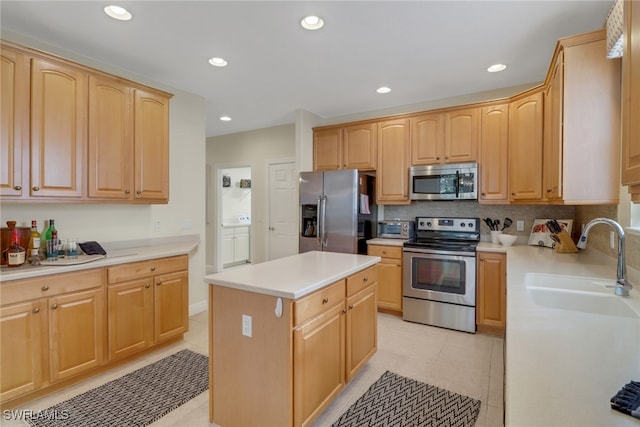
476,251 -> 507,334
367,244 -> 403,313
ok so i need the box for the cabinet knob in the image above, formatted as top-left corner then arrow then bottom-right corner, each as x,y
33,307 -> 40,314
51,303 -> 58,309
322,297 -> 329,304
397,263 -> 401,267
445,156 -> 449,160
136,190 -> 142,194
511,192 -> 516,196
32,186 -> 40,191
41,285 -> 49,291
150,267 -> 156,272
125,190 -> 130,195
342,309 -> 347,314
348,304 -> 354,310
14,185 -> 22,190
436,157 -> 440,160
363,276 -> 368,282
157,281 -> 162,286
480,257 -> 485,261
481,192 -> 486,196
546,189 -> 552,193
382,250 -> 387,255
145,283 -> 151,288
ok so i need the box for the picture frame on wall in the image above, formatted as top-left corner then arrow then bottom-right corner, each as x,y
528,219 -> 573,248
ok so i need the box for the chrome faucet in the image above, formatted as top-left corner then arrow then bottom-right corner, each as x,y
577,218 -> 631,296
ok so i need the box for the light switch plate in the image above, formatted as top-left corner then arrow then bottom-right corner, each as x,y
242,314 -> 252,337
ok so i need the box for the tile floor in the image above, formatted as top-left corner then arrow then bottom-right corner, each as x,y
2,311 -> 504,427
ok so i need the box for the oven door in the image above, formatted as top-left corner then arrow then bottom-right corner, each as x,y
403,249 -> 476,306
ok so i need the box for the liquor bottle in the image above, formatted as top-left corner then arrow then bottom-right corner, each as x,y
28,220 -> 41,258
7,228 -> 26,267
42,219 -> 56,257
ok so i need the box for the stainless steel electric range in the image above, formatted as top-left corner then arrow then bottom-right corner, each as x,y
402,216 -> 480,333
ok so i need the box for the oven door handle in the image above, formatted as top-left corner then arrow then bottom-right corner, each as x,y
455,170 -> 460,198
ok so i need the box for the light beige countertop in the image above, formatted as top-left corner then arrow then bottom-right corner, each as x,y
0,234 -> 200,282
203,251 -> 380,300
502,244 -> 640,426
366,238 -> 407,247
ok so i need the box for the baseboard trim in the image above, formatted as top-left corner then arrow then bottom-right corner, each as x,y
189,300 -> 208,316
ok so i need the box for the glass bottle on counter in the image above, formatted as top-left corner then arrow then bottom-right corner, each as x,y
28,220 -> 41,258
42,219 -> 56,258
7,228 -> 26,267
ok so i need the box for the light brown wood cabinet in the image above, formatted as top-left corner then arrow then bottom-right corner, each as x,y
543,30 -> 621,204
0,269 -> 105,403
367,244 -> 402,312
0,40 -> 171,204
313,123 -> 377,171
376,119 -> 410,204
476,251 -> 506,334
411,107 -> 479,166
313,127 -> 342,171
107,255 -> 188,360
210,264 -> 377,427
622,0 -> 640,200
479,103 -> 509,204
508,90 -> 544,202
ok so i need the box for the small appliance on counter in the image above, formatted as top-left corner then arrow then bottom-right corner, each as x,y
377,220 -> 415,239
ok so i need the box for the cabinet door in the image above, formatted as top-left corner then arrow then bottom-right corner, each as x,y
622,0 -> 640,188
49,288 -> 104,382
345,284 -> 377,382
0,300 -> 46,401
479,104 -> 509,203
445,108 -> 479,163
293,303 -> 345,427
543,52 -> 563,200
376,118 -> 410,204
88,75 -> 133,199
154,270 -> 188,343
375,257 -> 403,312
107,278 -> 153,360
411,113 -> 445,165
30,57 -> 86,198
222,228 -> 235,265
134,89 -> 169,201
0,46 -> 29,197
343,123 -> 376,170
234,227 -> 250,262
509,91 -> 544,201
476,252 -> 506,331
313,128 -> 342,171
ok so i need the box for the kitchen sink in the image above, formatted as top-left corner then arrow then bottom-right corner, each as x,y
525,273 -> 638,318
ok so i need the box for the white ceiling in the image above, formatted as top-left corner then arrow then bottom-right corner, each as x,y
1,1 -> 614,138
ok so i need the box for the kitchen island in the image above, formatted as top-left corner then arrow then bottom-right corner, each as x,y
203,251 -> 380,427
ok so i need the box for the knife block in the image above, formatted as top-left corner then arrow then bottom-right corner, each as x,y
552,230 -> 578,253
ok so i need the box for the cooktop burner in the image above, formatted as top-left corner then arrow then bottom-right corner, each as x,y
403,216 -> 480,253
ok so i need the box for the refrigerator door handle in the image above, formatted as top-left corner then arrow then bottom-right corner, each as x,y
321,195 -> 328,247
316,195 -> 323,246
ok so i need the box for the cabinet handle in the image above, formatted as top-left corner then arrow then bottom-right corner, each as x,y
348,304 -> 354,310
397,263 -> 401,267
342,309 -> 347,314
546,189 -> 552,193
436,157 -> 440,160
363,276 -> 368,282
157,281 -> 162,286
125,190 -> 130,194
51,303 -> 58,309
150,267 -> 156,272
480,257 -> 485,261
41,285 -> 49,291
481,192 -> 486,196
33,307 -> 40,314
382,250 -> 387,255
136,190 -> 142,194
14,185 -> 22,190
322,298 -> 329,304
32,186 -> 40,191
145,283 -> 151,288
511,192 -> 516,196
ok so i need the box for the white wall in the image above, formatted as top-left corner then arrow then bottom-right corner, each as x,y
1,31 -> 209,312
206,124 -> 295,268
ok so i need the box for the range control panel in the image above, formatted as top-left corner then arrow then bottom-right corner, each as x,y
416,217 -> 480,233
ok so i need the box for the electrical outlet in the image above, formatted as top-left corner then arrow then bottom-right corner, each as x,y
154,220 -> 161,232
516,220 -> 525,232
610,231 -> 615,249
242,314 -> 252,337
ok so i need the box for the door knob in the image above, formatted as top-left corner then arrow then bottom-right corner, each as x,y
269,226 -> 275,231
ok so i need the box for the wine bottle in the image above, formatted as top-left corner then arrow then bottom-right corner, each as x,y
43,219 -> 56,258
28,220 -> 41,258
7,228 -> 26,267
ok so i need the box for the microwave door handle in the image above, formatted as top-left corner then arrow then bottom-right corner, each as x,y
455,170 -> 460,198
321,195 -> 328,246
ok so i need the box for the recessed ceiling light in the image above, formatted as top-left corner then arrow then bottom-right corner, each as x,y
220,116 -> 232,122
209,57 -> 228,67
300,15 -> 324,30
376,86 -> 391,94
104,5 -> 132,21
487,63 -> 507,73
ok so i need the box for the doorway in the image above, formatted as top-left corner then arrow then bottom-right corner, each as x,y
218,166 -> 252,270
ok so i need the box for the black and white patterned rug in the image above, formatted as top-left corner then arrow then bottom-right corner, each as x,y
26,349 -> 208,427
332,371 -> 481,427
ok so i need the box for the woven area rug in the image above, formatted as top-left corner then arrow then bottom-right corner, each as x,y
332,371 -> 481,427
26,349 -> 208,427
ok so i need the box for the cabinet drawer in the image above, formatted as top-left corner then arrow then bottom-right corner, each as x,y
347,266 -> 378,297
108,255 -> 188,284
294,279 -> 345,326
367,245 -> 402,259
1,268 -> 105,306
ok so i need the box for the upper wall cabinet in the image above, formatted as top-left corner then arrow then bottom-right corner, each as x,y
313,127 -> 342,171
622,0 -> 640,200
479,103 -> 509,204
410,108 -> 479,166
509,90 -> 544,202
0,41 -> 172,204
313,123 -> 377,171
543,30 -> 621,205
376,118 -> 410,204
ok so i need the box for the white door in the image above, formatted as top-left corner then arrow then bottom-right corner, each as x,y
268,161 -> 298,260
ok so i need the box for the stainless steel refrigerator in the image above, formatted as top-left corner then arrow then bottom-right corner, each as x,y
299,169 -> 374,254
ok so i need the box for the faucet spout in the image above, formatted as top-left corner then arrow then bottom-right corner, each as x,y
577,218 -> 630,296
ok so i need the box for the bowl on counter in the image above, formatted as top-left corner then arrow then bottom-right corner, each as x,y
498,234 -> 518,246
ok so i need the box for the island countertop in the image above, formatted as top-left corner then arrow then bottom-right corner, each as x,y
203,251 -> 380,299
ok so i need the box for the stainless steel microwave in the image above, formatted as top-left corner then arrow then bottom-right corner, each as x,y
409,163 -> 478,200
377,220 -> 415,239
